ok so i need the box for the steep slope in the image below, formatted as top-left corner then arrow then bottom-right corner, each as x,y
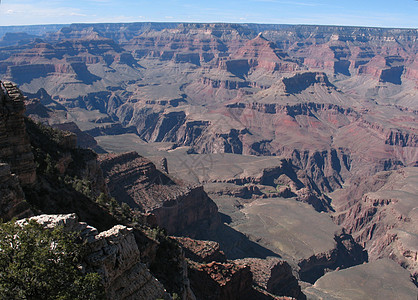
23,214 -> 171,300
333,167 -> 418,284
0,83 -> 197,299
0,81 -> 36,186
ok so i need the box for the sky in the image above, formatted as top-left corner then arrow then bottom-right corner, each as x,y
0,0 -> 417,28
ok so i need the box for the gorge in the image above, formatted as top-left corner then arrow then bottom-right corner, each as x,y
0,22 -> 417,299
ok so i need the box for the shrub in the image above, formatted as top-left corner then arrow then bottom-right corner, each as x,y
0,220 -> 105,300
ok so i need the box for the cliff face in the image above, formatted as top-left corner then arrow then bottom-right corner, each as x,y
188,260 -> 253,300
0,81 -> 36,186
21,214 -> 171,300
0,163 -> 33,221
1,24 -> 415,199
0,80 -> 37,222
0,82 -> 198,299
234,257 -> 304,300
99,151 -> 220,235
20,117 -> 117,232
334,167 -> 418,284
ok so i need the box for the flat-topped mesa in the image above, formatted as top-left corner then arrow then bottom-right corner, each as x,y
280,72 -> 336,94
0,80 -> 36,186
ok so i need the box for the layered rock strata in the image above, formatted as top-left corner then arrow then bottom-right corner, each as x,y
99,151 -> 220,235
334,167 -> 418,284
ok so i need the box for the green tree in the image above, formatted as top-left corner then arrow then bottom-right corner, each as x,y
0,220 -> 105,300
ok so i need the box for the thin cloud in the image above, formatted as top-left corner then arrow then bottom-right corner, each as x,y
254,0 -> 322,6
0,3 -> 89,25
88,0 -> 112,3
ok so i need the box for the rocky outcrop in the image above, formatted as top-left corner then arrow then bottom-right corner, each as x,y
296,230 -> 367,283
280,72 -> 336,94
234,257 -> 305,300
174,237 -> 227,263
99,152 -> 220,235
357,119 -> 418,148
20,214 -> 170,300
229,34 -> 300,74
188,260 -> 253,300
199,77 -> 249,90
226,102 -> 356,117
0,81 -> 36,186
84,123 -> 138,137
385,129 -> 418,147
52,122 -> 102,150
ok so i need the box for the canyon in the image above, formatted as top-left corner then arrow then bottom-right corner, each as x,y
0,22 -> 417,299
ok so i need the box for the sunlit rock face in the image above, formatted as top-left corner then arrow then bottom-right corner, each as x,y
20,214 -> 171,300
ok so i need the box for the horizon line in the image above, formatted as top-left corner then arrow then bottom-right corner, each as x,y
0,21 -> 417,31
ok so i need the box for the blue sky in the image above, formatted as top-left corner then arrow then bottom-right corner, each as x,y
0,0 -> 417,28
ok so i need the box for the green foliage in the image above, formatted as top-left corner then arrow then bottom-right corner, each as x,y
60,176 -> 93,199
145,226 -> 168,241
45,153 -> 56,175
95,193 -> 134,222
95,192 -> 108,206
25,118 -> 96,179
172,293 -> 180,300
121,203 -> 131,217
0,220 -> 105,300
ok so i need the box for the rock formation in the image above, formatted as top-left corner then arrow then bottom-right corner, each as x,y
19,214 -> 171,300
187,260 -> 253,300
174,237 -> 227,263
234,257 -> 304,300
98,151 -> 220,235
334,167 -> 418,284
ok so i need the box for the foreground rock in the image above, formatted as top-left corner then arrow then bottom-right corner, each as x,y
303,259 -> 417,300
19,214 -> 171,300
